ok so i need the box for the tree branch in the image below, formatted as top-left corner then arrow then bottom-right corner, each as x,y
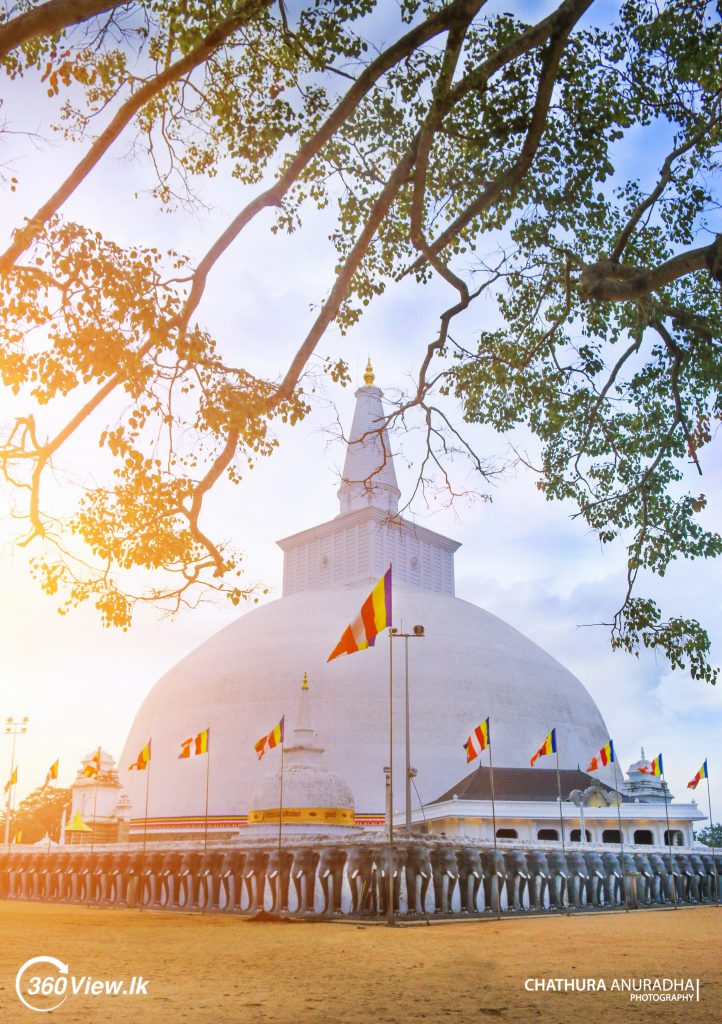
0,0 -> 125,62
0,0 -> 273,268
578,237 -> 721,301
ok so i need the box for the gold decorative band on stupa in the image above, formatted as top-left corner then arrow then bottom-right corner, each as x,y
247,806 -> 355,826
363,358 -> 375,386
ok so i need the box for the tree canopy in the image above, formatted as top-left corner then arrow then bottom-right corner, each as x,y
2,785 -> 72,843
696,822 -> 722,847
0,0 -> 720,680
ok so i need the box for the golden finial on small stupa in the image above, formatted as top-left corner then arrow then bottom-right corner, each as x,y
363,358 -> 375,386
302,671 -> 309,690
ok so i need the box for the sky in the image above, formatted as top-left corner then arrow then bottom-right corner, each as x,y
0,0 -> 720,829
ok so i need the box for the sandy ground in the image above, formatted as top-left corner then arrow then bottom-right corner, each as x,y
0,903 -> 718,1024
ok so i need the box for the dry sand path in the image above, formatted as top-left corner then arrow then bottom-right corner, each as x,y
0,903 -> 718,1023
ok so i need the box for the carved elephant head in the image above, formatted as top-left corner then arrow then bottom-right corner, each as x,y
525,850 -> 552,910
159,850 -> 185,909
220,850 -> 246,911
266,848 -> 294,913
318,846 -> 347,915
197,850 -> 226,911
455,847 -> 482,914
564,852 -> 589,909
346,845 -> 376,915
244,848 -> 270,911
503,850 -> 530,911
291,847 -> 319,913
545,850 -> 568,910
430,844 -> 459,914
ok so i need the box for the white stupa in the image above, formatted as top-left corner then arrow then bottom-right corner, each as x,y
246,672 -> 356,835
119,361 -> 616,838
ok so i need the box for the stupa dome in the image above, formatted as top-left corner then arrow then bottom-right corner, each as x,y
119,369 -> 614,834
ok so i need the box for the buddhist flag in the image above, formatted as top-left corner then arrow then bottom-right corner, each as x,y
179,729 -> 209,758
475,718 -> 490,752
81,749 -> 101,777
129,741 -> 151,771
587,740 -> 615,773
530,729 -> 556,767
463,737 -> 478,763
327,567 -> 392,661
254,717 -> 285,760
687,759 -> 708,790
639,753 -> 663,777
44,759 -> 59,787
3,766 -> 17,794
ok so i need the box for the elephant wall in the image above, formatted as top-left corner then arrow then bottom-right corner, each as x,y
0,834 -> 718,918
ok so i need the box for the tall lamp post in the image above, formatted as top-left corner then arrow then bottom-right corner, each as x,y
386,624 -> 424,928
390,626 -> 425,831
4,716 -> 29,847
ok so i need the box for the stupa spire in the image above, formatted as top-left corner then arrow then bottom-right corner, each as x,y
285,672 -> 323,764
337,361 -> 401,516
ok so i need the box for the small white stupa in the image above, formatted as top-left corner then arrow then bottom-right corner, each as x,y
246,673 -> 356,836
623,748 -> 671,803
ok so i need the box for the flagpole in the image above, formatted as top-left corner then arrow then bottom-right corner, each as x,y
52,769 -> 57,850
203,734 -> 211,857
10,769 -> 18,840
87,750 -> 100,908
387,628 -> 394,927
704,765 -> 719,907
278,741 -> 285,852
3,716 -> 26,843
48,770 -> 55,853
661,766 -> 677,909
487,734 -> 501,920
139,750 -> 151,912
611,754 -> 629,912
554,743 -> 568,913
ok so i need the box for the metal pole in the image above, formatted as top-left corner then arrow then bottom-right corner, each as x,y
50,771 -> 57,852
554,747 -> 568,913
387,629 -> 394,927
278,742 -> 285,852
139,752 -> 151,911
555,749 -> 566,857
404,635 -> 411,832
4,730 -> 18,849
87,752 -> 99,908
612,757 -> 629,912
704,768 -> 718,907
203,743 -> 211,856
662,770 -> 677,909
487,737 -> 501,919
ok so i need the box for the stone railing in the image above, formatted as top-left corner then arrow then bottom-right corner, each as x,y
0,833 -> 717,917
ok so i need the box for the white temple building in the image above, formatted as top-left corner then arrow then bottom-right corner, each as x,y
118,363 -> 705,847
67,748 -> 132,844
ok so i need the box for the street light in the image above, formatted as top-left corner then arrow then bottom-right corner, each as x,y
390,625 -> 425,831
4,716 -> 29,848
